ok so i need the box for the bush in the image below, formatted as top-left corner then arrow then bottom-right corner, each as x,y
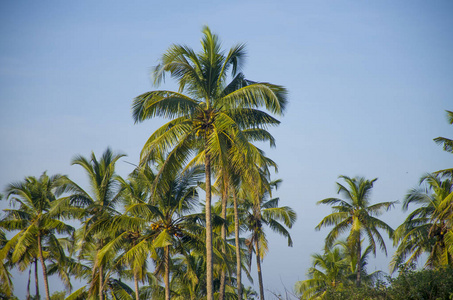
386,266 -> 453,300
321,267 -> 453,300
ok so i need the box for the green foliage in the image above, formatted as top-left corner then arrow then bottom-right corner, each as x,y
386,266 -> 453,300
433,110 -> 453,175
391,174 -> 453,272
323,282 -> 388,300
50,291 -> 66,300
316,176 -> 395,286
321,267 -> 453,300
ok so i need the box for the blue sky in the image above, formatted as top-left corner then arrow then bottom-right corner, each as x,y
1,1 -> 452,298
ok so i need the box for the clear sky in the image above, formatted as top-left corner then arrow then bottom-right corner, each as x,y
1,1 -> 452,298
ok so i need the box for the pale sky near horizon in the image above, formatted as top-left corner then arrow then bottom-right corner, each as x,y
1,1 -> 452,299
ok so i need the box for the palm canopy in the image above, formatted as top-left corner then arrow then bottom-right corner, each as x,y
98,164 -> 205,300
315,175 -> 395,286
391,173 -> 453,272
0,172 -> 74,300
244,188 -> 297,259
295,246 -> 349,300
316,176 -> 395,254
132,25 -> 286,177
66,148 -> 126,300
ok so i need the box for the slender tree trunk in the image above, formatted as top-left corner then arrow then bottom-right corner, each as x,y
205,152 -> 214,300
165,245 -> 170,300
27,264 -> 32,300
233,190 -> 242,300
356,237 -> 361,287
255,239 -> 265,300
219,178 -> 229,300
99,263 -> 104,300
34,259 -> 40,300
134,269 -> 140,300
37,234 -> 50,300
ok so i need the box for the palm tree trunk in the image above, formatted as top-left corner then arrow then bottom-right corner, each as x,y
255,239 -> 265,300
356,236 -> 361,287
205,152 -> 214,300
34,259 -> 40,300
165,245 -> 170,300
219,179 -> 229,300
134,269 -> 140,300
37,234 -> 50,300
27,264 -> 32,300
233,190 -> 242,300
99,264 -> 104,300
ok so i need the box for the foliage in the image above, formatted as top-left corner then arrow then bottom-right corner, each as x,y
391,174 -> 453,272
433,110 -> 453,175
132,26 -> 287,300
320,266 -> 453,300
386,266 -> 453,300
315,176 -> 395,286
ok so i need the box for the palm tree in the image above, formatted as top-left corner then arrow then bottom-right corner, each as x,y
1,172 -> 74,300
391,174 -> 453,272
334,240 -> 383,286
242,179 -> 296,300
213,138 -> 278,300
98,168 -> 156,300
295,246 -> 348,300
131,26 -> 287,299
68,148 -> 125,300
315,175 -> 395,286
102,164 -> 204,300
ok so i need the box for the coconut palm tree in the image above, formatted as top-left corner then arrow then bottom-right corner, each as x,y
1,172 -> 74,300
212,136 -> 278,300
132,26 -> 287,300
242,179 -> 296,300
391,174 -> 453,272
68,148 -> 125,300
334,240 -> 383,286
102,164 -> 204,300
295,246 -> 348,300
315,175 -> 395,286
97,168 -> 157,300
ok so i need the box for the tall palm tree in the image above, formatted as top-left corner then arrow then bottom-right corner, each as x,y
213,134 -> 278,300
132,26 -> 287,299
1,172 -> 74,300
315,175 -> 395,286
98,168 -> 156,300
391,174 -> 453,272
242,179 -> 296,300
68,148 -> 125,300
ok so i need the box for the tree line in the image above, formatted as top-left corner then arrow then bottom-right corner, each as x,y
295,110 -> 453,300
0,27 -> 295,300
1,26 -> 452,300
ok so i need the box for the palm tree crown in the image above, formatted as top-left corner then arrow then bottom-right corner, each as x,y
1,172 -> 74,300
391,173 -> 453,272
315,175 -> 395,286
